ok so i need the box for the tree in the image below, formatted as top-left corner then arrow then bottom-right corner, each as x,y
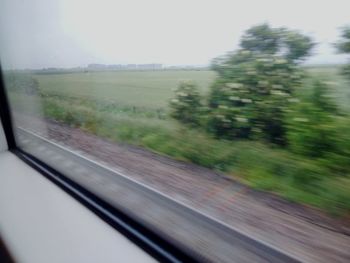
336,26 -> 350,80
281,29 -> 314,62
240,24 -> 280,54
170,81 -> 202,126
207,24 -> 313,144
240,23 -> 314,62
336,26 -> 350,53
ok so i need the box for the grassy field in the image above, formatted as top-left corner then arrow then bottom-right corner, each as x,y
35,70 -> 216,110
33,67 -> 350,114
8,67 -> 350,216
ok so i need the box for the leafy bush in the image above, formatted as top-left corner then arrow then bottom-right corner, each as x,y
287,104 -> 337,157
321,118 -> 350,173
287,81 -> 339,158
208,51 -> 304,143
169,81 -> 202,126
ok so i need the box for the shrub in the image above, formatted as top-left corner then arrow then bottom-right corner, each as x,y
170,81 -> 202,126
287,81 -> 338,158
208,51 -> 304,143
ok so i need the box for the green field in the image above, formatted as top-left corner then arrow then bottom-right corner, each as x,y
33,68 -> 350,113
35,70 -> 216,110
7,67 -> 350,216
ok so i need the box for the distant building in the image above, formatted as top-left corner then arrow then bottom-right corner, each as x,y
87,64 -> 107,69
87,63 -> 163,71
137,64 -> 163,70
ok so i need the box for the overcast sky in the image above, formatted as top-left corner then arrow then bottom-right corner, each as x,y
0,0 -> 349,69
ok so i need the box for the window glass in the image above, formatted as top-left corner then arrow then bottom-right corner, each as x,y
1,0 -> 350,262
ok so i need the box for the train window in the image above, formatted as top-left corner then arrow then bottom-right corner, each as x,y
1,0 -> 350,262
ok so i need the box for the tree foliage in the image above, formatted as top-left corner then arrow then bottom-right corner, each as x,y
240,24 -> 280,54
336,26 -> 350,80
170,81 -> 202,125
281,29 -> 315,62
207,24 -> 313,144
287,81 -> 338,157
240,23 -> 314,62
336,26 -> 350,53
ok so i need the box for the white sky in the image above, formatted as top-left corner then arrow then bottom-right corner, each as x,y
0,0 -> 349,69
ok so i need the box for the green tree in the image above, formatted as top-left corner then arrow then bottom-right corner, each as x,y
240,23 -> 314,62
336,26 -> 350,80
281,29 -> 314,62
336,26 -> 350,53
240,24 -> 280,54
208,24 -> 313,144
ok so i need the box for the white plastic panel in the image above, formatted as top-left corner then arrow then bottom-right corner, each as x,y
0,151 -> 156,263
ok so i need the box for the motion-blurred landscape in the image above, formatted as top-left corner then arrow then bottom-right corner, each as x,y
5,62 -> 350,216
4,19 -> 350,262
